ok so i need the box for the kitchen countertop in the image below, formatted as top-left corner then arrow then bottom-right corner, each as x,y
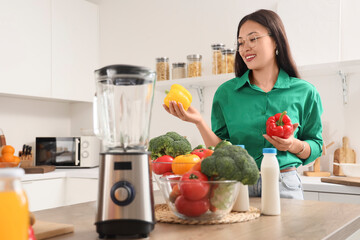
21,168 -> 360,195
33,193 -> 360,240
21,167 -> 99,181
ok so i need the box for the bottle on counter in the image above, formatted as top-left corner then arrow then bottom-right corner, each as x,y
232,145 -> 249,212
261,148 -> 281,215
221,48 -> 236,73
0,168 -> 29,240
156,57 -> 170,81
187,54 -> 202,78
211,43 -> 225,75
172,62 -> 186,80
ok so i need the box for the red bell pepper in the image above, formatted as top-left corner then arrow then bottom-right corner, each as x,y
191,148 -> 214,160
266,111 -> 293,139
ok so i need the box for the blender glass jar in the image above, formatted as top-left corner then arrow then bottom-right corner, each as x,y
0,168 -> 29,240
187,54 -> 202,77
221,48 -> 236,73
94,65 -> 156,152
156,57 -> 170,81
211,43 -> 225,75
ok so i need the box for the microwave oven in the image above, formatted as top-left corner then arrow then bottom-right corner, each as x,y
35,136 -> 100,168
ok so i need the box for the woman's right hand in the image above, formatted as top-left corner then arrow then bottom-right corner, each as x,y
163,101 -> 202,124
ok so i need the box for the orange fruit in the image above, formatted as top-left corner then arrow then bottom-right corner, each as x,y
1,153 -> 15,163
1,145 -> 15,155
13,156 -> 20,165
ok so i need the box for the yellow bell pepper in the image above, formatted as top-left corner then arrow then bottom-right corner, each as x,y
164,84 -> 192,111
171,154 -> 200,175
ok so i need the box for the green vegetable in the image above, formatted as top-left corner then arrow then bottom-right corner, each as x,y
148,132 -> 192,159
201,145 -> 259,185
214,140 -> 232,150
207,146 -> 215,151
192,144 -> 206,151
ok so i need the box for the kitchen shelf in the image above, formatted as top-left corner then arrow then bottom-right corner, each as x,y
156,59 -> 360,107
155,73 -> 235,91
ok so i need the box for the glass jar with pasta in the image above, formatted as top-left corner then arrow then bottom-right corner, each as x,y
187,54 -> 202,78
211,43 -> 224,75
156,57 -> 170,81
221,49 -> 236,74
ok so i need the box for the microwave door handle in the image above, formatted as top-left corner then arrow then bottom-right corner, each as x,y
75,138 -> 80,166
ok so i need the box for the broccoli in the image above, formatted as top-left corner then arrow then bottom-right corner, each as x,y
148,132 -> 192,159
201,145 -> 259,185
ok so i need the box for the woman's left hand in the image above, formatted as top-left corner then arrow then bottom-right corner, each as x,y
263,123 -> 299,151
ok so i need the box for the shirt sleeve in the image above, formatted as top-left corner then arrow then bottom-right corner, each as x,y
300,88 -> 324,165
211,89 -> 230,141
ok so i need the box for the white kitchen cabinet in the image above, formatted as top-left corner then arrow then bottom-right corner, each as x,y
319,192 -> 360,204
22,178 -> 66,212
65,178 -> 98,205
51,0 -> 99,102
0,0 -> 51,98
277,0 -> 340,66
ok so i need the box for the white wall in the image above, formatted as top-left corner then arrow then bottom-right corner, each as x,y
0,96 -> 72,153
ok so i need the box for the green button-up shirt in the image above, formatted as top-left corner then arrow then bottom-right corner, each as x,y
211,69 -> 323,170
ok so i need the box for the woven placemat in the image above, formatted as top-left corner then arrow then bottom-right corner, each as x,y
155,204 -> 260,225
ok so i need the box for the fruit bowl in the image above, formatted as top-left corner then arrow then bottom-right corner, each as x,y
334,163 -> 360,177
157,175 -> 239,221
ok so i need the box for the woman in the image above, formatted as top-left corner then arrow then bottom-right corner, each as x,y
163,9 -> 323,200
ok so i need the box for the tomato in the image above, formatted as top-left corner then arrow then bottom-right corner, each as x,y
179,171 -> 210,201
172,154 -> 200,175
152,155 -> 173,175
169,184 -> 181,203
175,195 -> 210,217
161,173 -> 180,188
28,226 -> 36,240
191,148 -> 214,160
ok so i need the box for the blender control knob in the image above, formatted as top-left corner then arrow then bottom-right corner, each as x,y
110,181 -> 135,206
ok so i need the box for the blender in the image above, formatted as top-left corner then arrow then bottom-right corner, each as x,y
93,65 -> 156,238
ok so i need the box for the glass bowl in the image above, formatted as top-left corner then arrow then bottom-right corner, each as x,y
158,175 -> 239,221
151,160 -> 199,188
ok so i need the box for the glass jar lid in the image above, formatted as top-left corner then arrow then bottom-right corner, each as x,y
187,54 -> 202,60
156,57 -> 169,62
172,62 -> 186,68
211,43 -> 225,50
221,48 -> 236,55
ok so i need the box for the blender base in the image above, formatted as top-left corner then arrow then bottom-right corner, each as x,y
96,219 -> 155,239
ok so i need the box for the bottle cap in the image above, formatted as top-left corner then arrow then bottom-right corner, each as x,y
236,145 -> 245,149
263,148 -> 277,154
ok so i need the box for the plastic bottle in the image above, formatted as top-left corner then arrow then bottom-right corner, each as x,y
0,168 -> 29,240
261,148 -> 280,215
232,145 -> 249,212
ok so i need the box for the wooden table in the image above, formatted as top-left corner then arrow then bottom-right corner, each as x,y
34,196 -> 360,240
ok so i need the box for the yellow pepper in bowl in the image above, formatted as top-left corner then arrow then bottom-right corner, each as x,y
164,84 -> 192,111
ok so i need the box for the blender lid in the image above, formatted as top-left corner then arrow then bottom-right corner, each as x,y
95,64 -> 155,85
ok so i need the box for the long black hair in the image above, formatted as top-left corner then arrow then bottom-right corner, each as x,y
235,9 -> 300,78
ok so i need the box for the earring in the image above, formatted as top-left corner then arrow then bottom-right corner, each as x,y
275,49 -> 279,56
